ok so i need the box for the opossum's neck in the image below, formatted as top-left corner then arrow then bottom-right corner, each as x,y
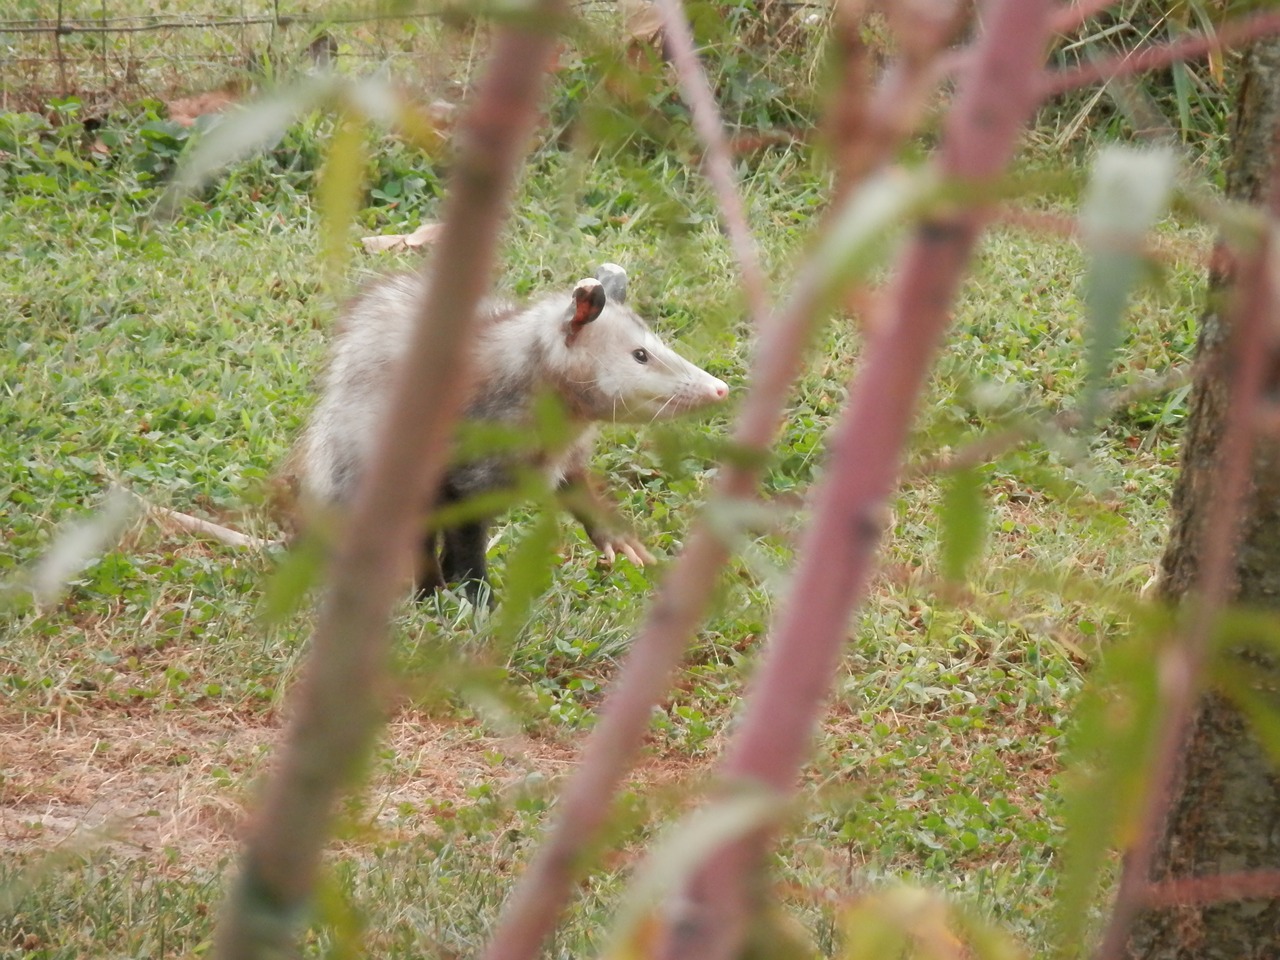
475,295 -> 607,423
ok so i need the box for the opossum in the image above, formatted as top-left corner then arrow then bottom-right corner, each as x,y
296,263 -> 729,601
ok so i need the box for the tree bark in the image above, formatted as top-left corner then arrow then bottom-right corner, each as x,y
1127,37 -> 1280,959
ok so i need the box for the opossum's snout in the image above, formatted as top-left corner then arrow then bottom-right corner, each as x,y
678,371 -> 729,411
649,365 -> 729,419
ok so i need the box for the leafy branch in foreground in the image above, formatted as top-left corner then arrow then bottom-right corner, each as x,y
648,4 -> 1058,958
210,6 -> 568,957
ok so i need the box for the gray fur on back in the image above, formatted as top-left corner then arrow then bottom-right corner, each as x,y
298,272 -> 524,504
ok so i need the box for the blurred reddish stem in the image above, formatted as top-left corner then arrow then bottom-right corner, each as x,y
480,9 -> 967,960
652,0 -> 770,326
654,4 -> 1057,959
1143,870 -> 1280,909
211,8 -> 565,959
828,1 -> 967,205
1051,0 -> 1118,37
1042,8 -> 1280,98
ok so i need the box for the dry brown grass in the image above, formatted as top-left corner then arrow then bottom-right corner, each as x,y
1,702 -> 715,868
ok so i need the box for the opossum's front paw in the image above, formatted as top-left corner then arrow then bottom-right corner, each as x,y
591,531 -> 655,568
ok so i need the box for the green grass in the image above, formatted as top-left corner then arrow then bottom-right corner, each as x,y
0,48 -> 1211,959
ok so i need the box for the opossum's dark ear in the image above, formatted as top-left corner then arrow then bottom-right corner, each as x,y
595,263 -> 628,304
567,278 -> 606,344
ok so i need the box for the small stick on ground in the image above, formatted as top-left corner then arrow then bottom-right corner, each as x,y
147,504 -> 282,550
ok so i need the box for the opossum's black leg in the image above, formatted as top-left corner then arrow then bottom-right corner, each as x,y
415,529 -> 447,599
441,521 -> 492,605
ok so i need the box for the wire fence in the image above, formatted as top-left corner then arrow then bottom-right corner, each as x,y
0,3 -> 465,114
0,1 -> 817,119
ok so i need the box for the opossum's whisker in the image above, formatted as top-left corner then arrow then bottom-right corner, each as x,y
649,393 -> 679,424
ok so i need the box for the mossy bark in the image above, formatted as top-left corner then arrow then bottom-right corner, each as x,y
1126,37 -> 1280,960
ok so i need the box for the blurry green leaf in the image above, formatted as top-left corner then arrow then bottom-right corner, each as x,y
313,868 -> 363,960
938,468 -> 986,584
742,907 -> 823,960
160,77 -> 338,215
12,486 -> 137,609
1078,147 -> 1177,425
347,75 -> 444,156
531,389 -> 577,452
453,418 -> 542,463
0,838 -> 107,918
840,885 -> 1014,960
839,895 -> 915,960
433,488 -> 524,529
1189,191 -> 1268,255
812,167 -> 942,311
1214,661 -> 1280,770
260,530 -> 328,624
1054,628 -> 1163,953
605,784 -> 785,960
1211,605 -> 1280,656
317,114 -> 368,282
493,504 -> 561,648
957,909 -> 1027,960
1209,604 -> 1280,771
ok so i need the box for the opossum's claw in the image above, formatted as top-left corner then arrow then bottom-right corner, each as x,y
591,531 -> 654,568
618,540 -> 653,567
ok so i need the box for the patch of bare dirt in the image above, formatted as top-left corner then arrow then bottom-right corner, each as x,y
2,710 -> 271,863
1,707 -> 709,867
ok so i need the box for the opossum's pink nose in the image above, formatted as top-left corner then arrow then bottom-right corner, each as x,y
709,378 -> 729,400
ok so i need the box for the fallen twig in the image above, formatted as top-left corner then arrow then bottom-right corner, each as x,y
147,504 -> 282,550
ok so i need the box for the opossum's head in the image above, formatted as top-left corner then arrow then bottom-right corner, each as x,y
556,264 -> 728,424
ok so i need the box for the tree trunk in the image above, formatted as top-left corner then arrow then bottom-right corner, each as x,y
1126,37 -> 1280,959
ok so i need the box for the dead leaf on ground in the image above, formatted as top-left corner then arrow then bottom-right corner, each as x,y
167,89 -> 240,128
361,221 -> 444,253
427,100 -> 458,125
621,0 -> 664,42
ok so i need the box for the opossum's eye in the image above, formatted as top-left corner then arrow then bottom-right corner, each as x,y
632,349 -> 649,364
